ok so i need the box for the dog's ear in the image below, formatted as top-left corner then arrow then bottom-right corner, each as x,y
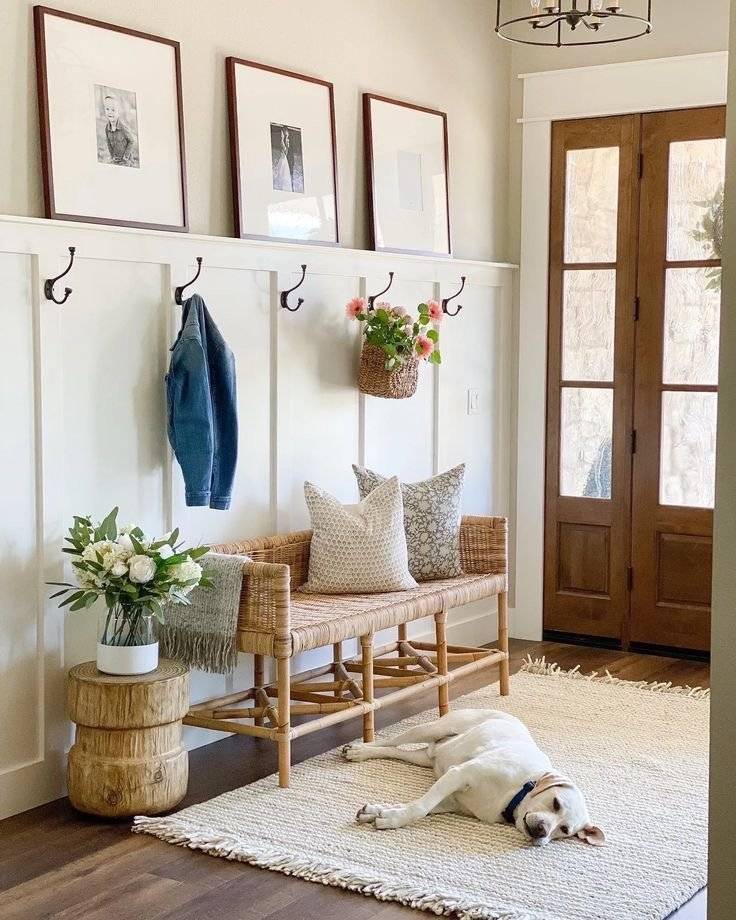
532,772 -> 574,797
577,824 -> 605,847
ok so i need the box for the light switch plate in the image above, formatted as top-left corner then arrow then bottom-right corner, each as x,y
467,387 -> 480,415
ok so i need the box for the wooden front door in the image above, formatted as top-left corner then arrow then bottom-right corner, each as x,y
544,107 -> 725,653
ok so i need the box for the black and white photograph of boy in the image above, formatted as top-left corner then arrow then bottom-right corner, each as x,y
95,84 -> 140,168
270,123 -> 304,193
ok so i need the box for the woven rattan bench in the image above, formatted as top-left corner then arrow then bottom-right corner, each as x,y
184,515 -> 509,787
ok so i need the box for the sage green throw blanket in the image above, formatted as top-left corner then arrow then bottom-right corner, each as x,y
159,552 -> 248,674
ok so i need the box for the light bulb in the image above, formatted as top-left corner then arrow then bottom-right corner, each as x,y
591,0 -> 605,11
530,0 -> 542,11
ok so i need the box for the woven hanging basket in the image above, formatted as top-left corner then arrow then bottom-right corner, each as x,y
358,343 -> 418,399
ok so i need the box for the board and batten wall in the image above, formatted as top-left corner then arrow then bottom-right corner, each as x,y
0,0 -> 510,261
0,215 -> 516,818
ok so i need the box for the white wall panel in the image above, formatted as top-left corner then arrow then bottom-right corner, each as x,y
0,252 -> 40,773
439,282 -> 511,517
59,257 -> 168,668
277,271 -> 361,531
363,277 -> 436,481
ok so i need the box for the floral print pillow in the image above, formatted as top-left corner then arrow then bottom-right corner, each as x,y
352,464 -> 465,581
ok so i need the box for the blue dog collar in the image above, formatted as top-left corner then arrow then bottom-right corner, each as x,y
502,780 -> 537,824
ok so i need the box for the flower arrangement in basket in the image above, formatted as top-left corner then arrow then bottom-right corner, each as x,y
49,507 -> 211,675
346,296 -> 442,399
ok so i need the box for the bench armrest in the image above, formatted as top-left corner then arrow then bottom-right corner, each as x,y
460,515 -> 508,578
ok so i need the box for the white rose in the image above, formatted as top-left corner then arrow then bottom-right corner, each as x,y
82,540 -> 123,571
158,544 -> 174,559
116,534 -> 135,557
128,554 -> 157,584
169,558 -> 203,595
110,559 -> 128,577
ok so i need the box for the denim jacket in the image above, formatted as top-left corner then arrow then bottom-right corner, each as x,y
166,295 -> 237,509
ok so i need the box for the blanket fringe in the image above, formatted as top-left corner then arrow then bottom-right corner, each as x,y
158,624 -> 238,675
133,815 -> 541,920
520,656 -> 710,700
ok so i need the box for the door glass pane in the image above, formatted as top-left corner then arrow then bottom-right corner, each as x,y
663,268 -> 721,386
562,269 -> 615,381
667,138 -> 726,262
660,391 -> 717,508
560,387 -> 613,499
565,147 -> 619,264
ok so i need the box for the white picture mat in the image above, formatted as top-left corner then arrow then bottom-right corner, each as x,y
369,98 -> 449,254
43,14 -> 184,227
233,64 -> 337,243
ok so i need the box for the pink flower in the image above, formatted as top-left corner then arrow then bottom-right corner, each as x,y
427,300 -> 443,323
392,305 -> 407,317
345,297 -> 366,319
416,335 -> 434,359
374,301 -> 391,312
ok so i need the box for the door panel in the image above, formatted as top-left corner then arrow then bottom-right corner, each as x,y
630,107 -> 725,652
544,116 -> 638,639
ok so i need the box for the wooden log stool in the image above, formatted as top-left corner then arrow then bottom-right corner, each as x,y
67,660 -> 189,818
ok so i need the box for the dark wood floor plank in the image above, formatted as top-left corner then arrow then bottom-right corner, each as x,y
0,639 -> 707,920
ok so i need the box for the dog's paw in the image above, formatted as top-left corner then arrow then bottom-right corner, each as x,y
356,803 -> 413,829
343,742 -> 369,762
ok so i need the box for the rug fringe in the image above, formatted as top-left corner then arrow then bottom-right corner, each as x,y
519,656 -> 710,700
133,815 -> 542,920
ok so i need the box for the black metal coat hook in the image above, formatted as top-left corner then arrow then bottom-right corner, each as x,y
175,257 -> 203,305
280,264 -> 307,311
367,271 -> 394,310
44,246 -> 76,305
442,276 -> 466,317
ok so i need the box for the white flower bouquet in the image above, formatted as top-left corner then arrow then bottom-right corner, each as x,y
49,507 -> 211,653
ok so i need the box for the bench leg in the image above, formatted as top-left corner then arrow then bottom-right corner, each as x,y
498,591 -> 510,697
361,633 -> 375,742
434,609 -> 450,716
254,654 -> 264,727
277,656 -> 291,787
333,642 -> 342,698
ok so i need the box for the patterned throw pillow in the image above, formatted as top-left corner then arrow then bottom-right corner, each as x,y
301,477 -> 417,594
352,464 -> 465,581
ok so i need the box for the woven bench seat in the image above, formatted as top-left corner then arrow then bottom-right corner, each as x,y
257,573 -> 506,656
185,515 -> 510,788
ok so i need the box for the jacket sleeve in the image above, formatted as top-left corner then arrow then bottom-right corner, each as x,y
168,336 -> 214,506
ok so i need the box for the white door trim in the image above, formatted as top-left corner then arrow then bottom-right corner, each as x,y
513,51 -> 728,640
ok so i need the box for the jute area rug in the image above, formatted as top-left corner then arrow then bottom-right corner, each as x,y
134,659 -> 709,920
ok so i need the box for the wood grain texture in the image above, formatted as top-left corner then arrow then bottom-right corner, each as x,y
1,641 -> 708,920
67,661 -> 189,818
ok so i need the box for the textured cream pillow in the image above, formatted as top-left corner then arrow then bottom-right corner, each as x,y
300,477 -> 417,594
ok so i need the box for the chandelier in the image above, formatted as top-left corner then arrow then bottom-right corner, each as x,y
495,1 -> 652,47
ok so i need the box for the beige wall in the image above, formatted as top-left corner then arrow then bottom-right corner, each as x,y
506,0 -> 731,258
708,3 -> 736,915
0,0 -> 511,261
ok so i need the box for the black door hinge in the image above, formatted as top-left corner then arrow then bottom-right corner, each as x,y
638,153 -> 644,179
631,429 -> 637,454
627,566 -> 634,591
634,296 -> 640,321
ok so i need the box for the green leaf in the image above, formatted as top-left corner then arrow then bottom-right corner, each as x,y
168,527 -> 179,546
69,596 -> 90,612
62,547 -> 83,556
49,588 -> 70,599
94,507 -> 118,542
426,329 -> 439,343
59,591 -> 86,608
130,534 -> 146,555
430,350 -> 442,365
189,546 -> 210,560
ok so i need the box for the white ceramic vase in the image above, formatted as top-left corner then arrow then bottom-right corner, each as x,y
97,607 -> 159,675
96,640 -> 159,675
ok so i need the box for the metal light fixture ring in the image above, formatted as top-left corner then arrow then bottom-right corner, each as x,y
495,1 -> 652,47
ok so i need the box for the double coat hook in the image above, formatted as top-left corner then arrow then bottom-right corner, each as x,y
367,271 -> 394,310
175,257 -> 203,305
44,246 -> 76,305
280,264 -> 307,311
442,276 -> 465,317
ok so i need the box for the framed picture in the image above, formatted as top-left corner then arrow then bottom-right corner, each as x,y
34,6 -> 188,231
226,58 -> 339,245
363,94 -> 451,256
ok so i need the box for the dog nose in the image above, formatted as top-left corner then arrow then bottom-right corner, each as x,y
530,824 -> 547,839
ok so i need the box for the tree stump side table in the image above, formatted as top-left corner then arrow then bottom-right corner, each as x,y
67,659 -> 190,818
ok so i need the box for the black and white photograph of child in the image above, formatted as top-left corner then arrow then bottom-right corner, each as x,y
270,123 -> 304,193
95,85 -> 140,168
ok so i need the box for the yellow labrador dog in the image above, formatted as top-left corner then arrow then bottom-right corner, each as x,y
343,709 -> 605,847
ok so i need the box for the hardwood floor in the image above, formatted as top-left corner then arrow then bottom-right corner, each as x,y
0,640 -> 709,920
